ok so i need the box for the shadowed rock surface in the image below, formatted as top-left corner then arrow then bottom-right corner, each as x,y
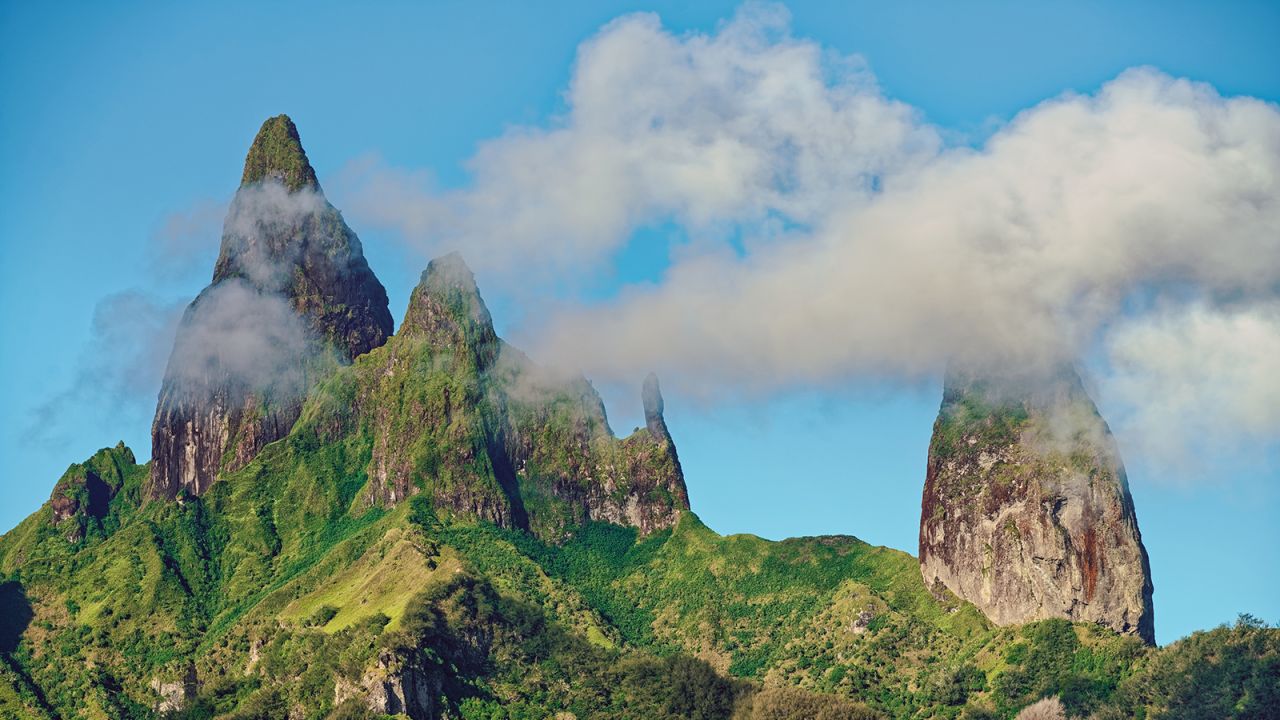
919,367 -> 1155,643
147,115 -> 392,500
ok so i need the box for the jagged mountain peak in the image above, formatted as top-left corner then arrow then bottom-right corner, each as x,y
240,114 -> 320,192
148,118 -> 392,501
642,372 -> 667,438
399,253 -> 496,356
422,251 -> 481,294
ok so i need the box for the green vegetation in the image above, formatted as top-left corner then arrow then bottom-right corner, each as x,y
238,115 -> 319,191
1,435 -> 1276,718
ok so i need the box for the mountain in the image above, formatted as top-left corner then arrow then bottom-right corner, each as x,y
306,249 -> 689,540
148,115 -> 393,501
2,117 -> 1276,720
919,368 -> 1155,643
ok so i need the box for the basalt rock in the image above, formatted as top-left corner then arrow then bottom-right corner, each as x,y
919,367 -> 1154,643
308,252 -> 690,540
147,115 -> 392,500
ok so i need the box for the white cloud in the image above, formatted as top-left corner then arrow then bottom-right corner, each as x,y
335,5 -> 1280,468
515,65 -> 1280,398
1101,302 -> 1280,471
335,4 -> 939,280
164,279 -> 320,398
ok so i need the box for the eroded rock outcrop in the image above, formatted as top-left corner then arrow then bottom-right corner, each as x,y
307,252 -> 689,540
333,650 -> 438,719
149,664 -> 197,714
47,442 -> 136,542
919,367 -> 1154,642
147,115 -> 392,500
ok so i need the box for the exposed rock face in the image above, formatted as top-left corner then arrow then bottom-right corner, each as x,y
309,252 -> 689,540
502,361 -> 690,538
149,665 -> 197,714
147,115 -> 392,500
919,368 -> 1154,643
50,471 -> 111,527
333,650 -> 438,719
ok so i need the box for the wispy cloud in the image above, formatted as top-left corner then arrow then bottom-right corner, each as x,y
163,279 -> 320,399
148,197 -> 226,282
30,183 -> 338,452
333,4 -> 939,281
26,291 -> 184,449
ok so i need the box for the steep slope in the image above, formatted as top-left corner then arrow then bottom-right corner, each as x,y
919,367 -> 1155,643
148,115 -> 392,501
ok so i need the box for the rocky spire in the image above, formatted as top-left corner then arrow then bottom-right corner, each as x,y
211,115 -> 392,359
636,372 -> 686,516
399,252 -> 499,367
147,116 -> 393,501
239,114 -> 319,191
642,373 -> 668,440
918,366 -> 1155,643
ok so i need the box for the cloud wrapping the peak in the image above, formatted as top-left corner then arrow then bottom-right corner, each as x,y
164,280 -> 320,398
31,181 -> 339,453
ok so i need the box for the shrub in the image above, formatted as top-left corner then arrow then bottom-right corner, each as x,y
306,605 -> 340,628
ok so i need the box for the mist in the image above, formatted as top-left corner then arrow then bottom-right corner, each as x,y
163,279 -> 321,401
25,292 -> 184,449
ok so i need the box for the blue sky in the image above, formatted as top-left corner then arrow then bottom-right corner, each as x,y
2,1 -> 1277,646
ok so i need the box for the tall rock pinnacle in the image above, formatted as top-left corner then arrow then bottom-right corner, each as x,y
919,367 -> 1154,642
239,114 -> 320,191
146,115 -> 393,500
642,373 -> 667,439
398,252 -> 499,366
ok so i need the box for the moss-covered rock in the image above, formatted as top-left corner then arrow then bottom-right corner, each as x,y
239,114 -> 319,192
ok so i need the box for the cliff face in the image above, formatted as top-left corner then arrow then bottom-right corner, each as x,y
304,252 -> 690,540
147,115 -> 392,500
919,368 -> 1155,643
